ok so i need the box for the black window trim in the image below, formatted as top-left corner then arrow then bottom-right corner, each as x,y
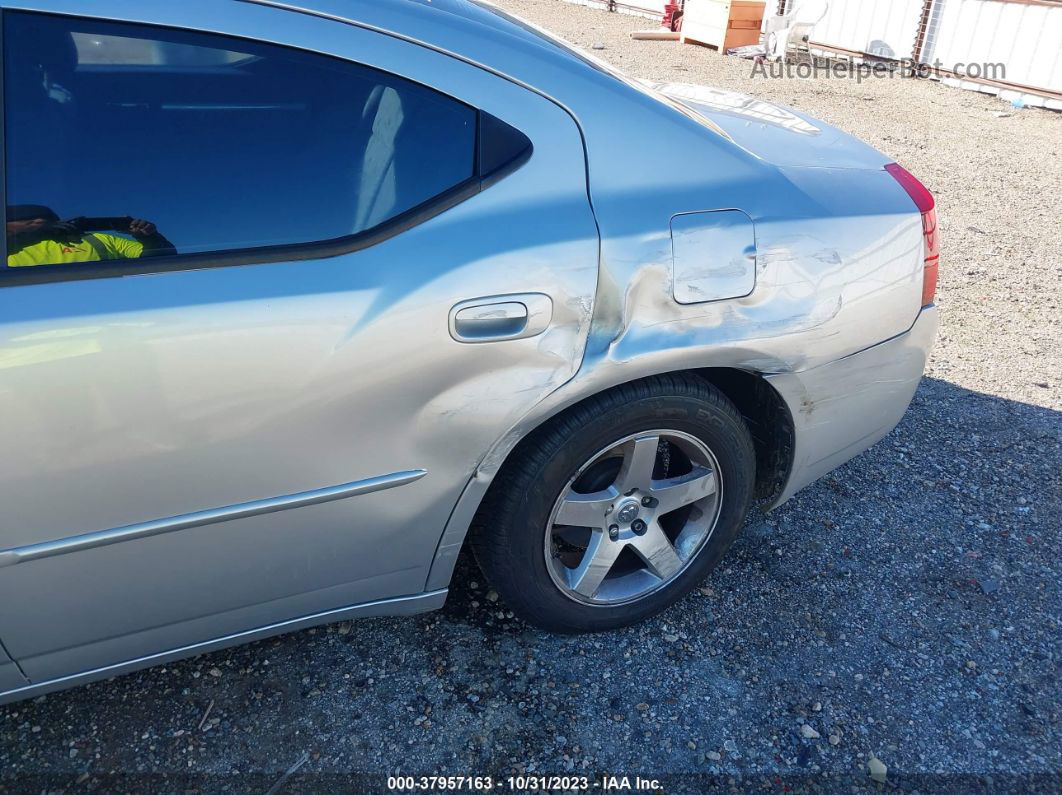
0,9 -> 533,289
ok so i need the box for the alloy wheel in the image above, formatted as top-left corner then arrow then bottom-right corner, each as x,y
543,429 -> 723,606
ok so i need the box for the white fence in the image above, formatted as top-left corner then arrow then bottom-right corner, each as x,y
565,0 -> 1062,108
809,0 -> 926,59
804,0 -> 1062,108
924,0 -> 1062,102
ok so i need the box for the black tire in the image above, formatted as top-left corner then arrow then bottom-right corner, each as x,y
469,374 -> 756,633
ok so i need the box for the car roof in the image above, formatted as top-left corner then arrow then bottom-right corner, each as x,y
302,0 -> 572,49
397,0 -> 535,37
252,0 -> 614,89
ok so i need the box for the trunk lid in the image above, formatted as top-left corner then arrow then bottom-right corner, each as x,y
641,80 -> 891,171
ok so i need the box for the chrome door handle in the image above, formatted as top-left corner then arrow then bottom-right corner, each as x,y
449,293 -> 553,343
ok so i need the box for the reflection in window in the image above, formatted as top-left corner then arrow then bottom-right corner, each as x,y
4,12 -> 477,268
71,33 -> 253,66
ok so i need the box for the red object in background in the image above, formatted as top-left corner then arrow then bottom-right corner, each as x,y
663,1 -> 684,31
886,162 -> 939,307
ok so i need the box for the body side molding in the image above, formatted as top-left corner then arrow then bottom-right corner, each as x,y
0,470 -> 427,568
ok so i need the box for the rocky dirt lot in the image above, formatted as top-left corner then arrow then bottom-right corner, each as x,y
2,1 -> 1059,792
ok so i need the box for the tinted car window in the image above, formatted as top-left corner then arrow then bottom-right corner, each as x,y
3,12 -> 477,270
70,33 -> 255,66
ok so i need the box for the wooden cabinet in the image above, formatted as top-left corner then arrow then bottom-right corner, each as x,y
681,0 -> 767,52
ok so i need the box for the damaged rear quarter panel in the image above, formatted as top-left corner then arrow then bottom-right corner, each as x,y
428,75 -> 927,588
586,164 -> 925,381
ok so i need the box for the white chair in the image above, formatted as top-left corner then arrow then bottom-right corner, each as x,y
765,0 -> 829,61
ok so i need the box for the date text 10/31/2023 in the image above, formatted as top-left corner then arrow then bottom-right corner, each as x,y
386,775 -> 665,791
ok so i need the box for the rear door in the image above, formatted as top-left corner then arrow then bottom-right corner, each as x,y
0,1 -> 598,683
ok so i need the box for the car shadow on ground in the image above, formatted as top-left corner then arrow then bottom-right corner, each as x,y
443,374 -> 1059,630
1,377 -> 1058,791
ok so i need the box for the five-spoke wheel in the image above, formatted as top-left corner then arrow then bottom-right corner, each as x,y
545,431 -> 722,605
470,375 -> 756,632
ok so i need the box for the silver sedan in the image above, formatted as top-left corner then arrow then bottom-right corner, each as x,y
0,0 -> 938,703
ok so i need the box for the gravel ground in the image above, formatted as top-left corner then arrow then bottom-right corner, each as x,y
2,1 -> 1060,792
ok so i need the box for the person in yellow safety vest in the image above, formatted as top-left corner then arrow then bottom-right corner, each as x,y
6,204 -> 176,267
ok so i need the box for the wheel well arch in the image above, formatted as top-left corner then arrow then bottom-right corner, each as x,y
424,367 -> 794,590
496,367 -> 794,504
688,368 -> 794,504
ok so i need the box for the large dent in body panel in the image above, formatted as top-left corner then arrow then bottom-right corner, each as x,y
464,167 -> 925,498
583,167 -> 925,382
595,259 -> 798,373
419,296 -> 590,424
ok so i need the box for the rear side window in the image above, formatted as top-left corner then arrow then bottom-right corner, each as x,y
2,12 -> 494,273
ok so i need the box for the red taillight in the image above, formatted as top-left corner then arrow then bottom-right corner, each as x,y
885,162 -> 939,307
921,207 -> 939,307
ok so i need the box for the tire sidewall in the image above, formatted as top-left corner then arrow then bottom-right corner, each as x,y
506,390 -> 754,631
